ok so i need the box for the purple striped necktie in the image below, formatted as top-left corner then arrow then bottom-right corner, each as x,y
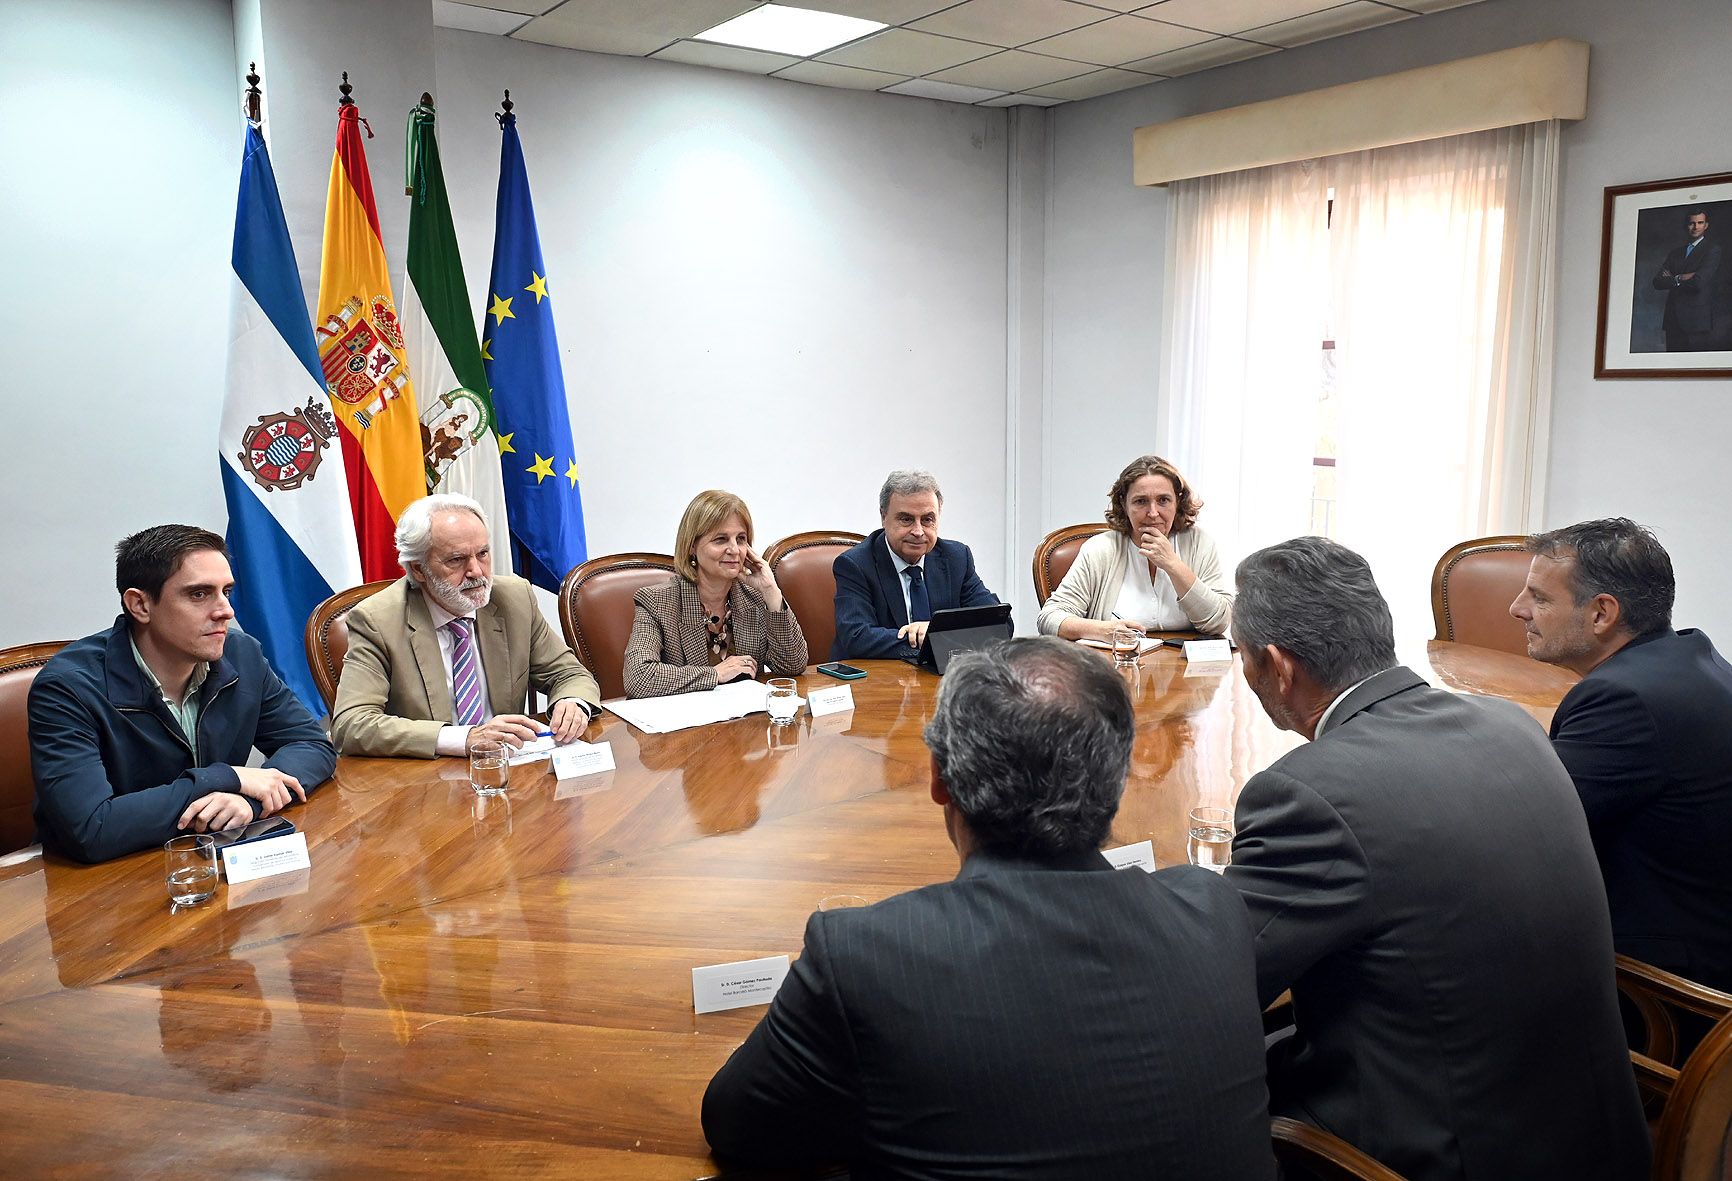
447,617 -> 486,727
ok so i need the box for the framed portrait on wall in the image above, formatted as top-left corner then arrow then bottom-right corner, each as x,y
1595,171 -> 1732,378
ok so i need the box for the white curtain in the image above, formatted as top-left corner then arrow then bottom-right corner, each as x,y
1160,121 -> 1559,647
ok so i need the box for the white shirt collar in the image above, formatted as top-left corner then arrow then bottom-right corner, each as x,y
884,534 -> 924,575
1315,675 -> 1374,738
422,588 -> 476,630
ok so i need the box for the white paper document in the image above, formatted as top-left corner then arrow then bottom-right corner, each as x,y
507,735 -> 557,765
692,954 -> 791,1014
1102,840 -> 1158,872
603,680 -> 770,734
1077,635 -> 1164,656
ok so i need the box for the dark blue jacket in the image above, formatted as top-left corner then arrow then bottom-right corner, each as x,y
1550,628 -> 1732,989
830,529 -> 999,661
29,617 -> 336,863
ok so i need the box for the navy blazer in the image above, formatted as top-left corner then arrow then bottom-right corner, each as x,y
29,618 -> 336,863
704,852 -> 1276,1180
1550,628 -> 1732,990
830,529 -> 999,661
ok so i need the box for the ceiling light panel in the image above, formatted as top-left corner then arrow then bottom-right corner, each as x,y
693,4 -> 887,56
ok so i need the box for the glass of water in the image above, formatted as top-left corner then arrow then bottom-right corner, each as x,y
165,834 -> 218,906
766,678 -> 799,726
1187,806 -> 1234,873
470,739 -> 510,796
1109,625 -> 1142,666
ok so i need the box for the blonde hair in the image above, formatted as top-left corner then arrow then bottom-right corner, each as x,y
675,490 -> 753,583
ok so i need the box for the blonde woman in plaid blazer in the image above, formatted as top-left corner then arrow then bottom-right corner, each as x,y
624,490 -> 808,698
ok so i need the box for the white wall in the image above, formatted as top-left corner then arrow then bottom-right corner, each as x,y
1043,0 -> 1732,638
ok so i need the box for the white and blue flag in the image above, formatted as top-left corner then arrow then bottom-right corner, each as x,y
219,123 -> 362,714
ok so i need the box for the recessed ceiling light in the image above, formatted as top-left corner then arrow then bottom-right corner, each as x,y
692,4 -> 886,58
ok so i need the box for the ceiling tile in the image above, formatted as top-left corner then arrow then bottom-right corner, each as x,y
1134,0 -> 1338,36
927,48 -> 1094,90
882,77 -> 1008,102
976,92 -> 1066,105
1026,66 -> 1160,100
444,0 -> 561,14
820,27 -> 997,73
1124,35 -> 1278,75
1025,13 -> 1210,66
1067,0 -> 1152,9
1244,1 -> 1413,47
512,0 -> 758,57
772,60 -> 908,89
650,40 -> 802,74
910,0 -> 1107,48
433,1 -> 532,36
1386,0 -> 1486,10
798,0 -> 962,20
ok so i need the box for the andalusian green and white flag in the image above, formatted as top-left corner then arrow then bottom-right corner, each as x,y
403,97 -> 513,572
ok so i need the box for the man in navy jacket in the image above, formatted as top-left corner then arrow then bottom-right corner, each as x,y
30,525 -> 335,863
1513,518 -> 1732,989
830,470 -> 1000,662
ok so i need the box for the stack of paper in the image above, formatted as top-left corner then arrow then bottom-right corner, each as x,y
1077,635 -> 1164,656
602,679 -> 771,734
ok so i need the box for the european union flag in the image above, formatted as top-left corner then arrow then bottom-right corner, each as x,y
480,108 -> 588,590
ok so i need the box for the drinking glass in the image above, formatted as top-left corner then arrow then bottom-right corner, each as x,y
470,740 -> 510,796
1187,806 -> 1234,873
766,678 -> 799,726
1109,625 -> 1142,666
165,834 -> 218,906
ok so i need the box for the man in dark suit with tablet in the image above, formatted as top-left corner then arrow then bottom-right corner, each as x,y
830,469 -> 1000,662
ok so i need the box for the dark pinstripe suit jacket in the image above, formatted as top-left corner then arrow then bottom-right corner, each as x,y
622,576 -> 807,698
703,851 -> 1277,1181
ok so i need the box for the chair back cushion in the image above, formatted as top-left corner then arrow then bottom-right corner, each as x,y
558,554 -> 678,701
304,580 -> 397,712
0,641 -> 69,853
1032,524 -> 1108,606
765,531 -> 865,668
1431,536 -> 1531,655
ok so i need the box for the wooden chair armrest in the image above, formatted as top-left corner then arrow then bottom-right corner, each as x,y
1271,1116 -> 1410,1181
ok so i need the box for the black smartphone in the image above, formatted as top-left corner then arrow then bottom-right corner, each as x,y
207,815 -> 295,850
816,662 -> 867,681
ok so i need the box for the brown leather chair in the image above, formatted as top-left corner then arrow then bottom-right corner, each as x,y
1430,535 -> 1532,655
1032,523 -> 1108,606
764,531 -> 864,666
557,553 -> 678,701
1649,1012 -> 1732,1181
303,580 -> 397,713
0,641 -> 69,853
1271,1117 -> 1409,1180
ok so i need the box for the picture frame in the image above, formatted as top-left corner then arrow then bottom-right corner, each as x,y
1594,171 -> 1732,379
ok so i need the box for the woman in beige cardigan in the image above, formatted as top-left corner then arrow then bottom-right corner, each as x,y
1036,455 -> 1233,640
624,490 -> 808,698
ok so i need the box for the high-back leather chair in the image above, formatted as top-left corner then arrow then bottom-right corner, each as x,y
764,531 -> 864,666
0,641 -> 69,853
303,580 -> 397,713
1430,535 -> 1531,655
1032,523 -> 1107,606
557,554 -> 677,701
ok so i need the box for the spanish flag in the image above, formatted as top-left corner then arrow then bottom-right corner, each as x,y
314,93 -> 423,580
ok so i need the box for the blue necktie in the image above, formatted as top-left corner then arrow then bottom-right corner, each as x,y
905,565 -> 931,624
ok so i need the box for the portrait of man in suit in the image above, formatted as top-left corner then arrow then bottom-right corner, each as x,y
1628,199 -> 1730,355
1651,207 -> 1722,350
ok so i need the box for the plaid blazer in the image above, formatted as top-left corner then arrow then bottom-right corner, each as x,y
623,576 -> 808,698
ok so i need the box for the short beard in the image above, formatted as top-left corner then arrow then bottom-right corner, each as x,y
426,574 -> 491,616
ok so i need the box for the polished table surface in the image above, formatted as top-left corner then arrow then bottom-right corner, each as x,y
0,642 -> 1576,1179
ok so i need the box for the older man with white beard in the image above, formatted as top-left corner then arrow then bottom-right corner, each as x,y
331,493 -> 601,758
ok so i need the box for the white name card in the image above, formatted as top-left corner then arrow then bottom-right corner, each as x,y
221,832 -> 311,885
552,740 -> 616,780
1102,840 -> 1158,872
1182,639 -> 1233,664
807,684 -> 856,717
693,955 -> 791,1015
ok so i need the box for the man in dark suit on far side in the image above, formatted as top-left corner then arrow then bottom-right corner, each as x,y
1651,207 -> 1722,351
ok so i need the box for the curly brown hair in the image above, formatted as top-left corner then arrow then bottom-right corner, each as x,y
1103,455 -> 1202,535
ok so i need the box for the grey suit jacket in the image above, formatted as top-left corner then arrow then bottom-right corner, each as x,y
1229,667 -> 1649,1181
623,576 -> 807,698
331,574 -> 600,758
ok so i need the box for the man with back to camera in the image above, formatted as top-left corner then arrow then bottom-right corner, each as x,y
830,469 -> 1000,662
331,492 -> 601,758
1511,518 -> 1732,990
29,525 -> 335,863
1652,207 -> 1721,351
702,636 -> 1277,1181
1227,536 -> 1649,1181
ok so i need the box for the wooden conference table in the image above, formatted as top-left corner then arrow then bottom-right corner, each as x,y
0,643 -> 1574,1179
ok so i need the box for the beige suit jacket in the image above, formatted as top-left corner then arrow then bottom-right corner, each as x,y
331,574 -> 601,758
623,577 -> 808,698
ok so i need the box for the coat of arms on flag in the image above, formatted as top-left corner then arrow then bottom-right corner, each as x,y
420,389 -> 491,488
236,397 -> 341,492
316,293 -> 411,422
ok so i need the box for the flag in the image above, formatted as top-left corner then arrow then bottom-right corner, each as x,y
482,107 -> 588,591
403,97 -> 512,574
219,123 -> 363,714
314,96 -> 423,581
